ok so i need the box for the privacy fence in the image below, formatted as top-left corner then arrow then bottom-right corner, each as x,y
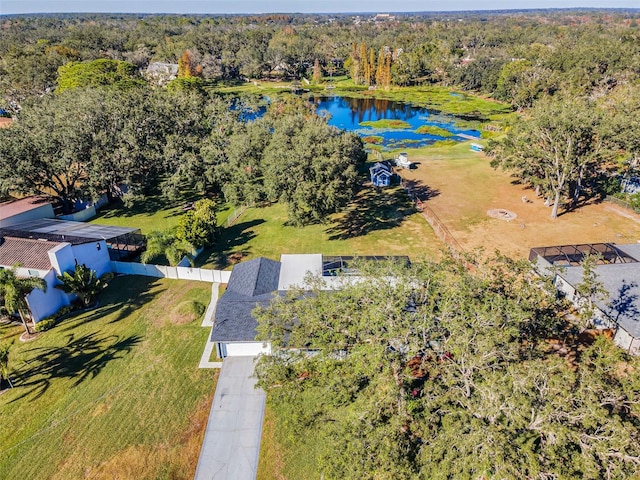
110,261 -> 231,283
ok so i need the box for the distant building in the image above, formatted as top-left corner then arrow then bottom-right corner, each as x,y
370,162 -> 392,187
0,196 -> 55,228
530,243 -> 640,354
143,62 -> 178,87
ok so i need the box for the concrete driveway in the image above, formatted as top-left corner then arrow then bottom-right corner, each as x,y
194,356 -> 266,480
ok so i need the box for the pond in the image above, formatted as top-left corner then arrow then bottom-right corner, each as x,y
310,96 -> 481,150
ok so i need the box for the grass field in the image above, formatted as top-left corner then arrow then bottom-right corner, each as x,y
0,276 -> 216,480
89,193 -> 234,235
196,185 -> 442,269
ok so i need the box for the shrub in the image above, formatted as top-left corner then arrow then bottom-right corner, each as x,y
34,318 -> 56,332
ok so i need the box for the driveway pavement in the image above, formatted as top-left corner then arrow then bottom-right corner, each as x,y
194,356 -> 266,480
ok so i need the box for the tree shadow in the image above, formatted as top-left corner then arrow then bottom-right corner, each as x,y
95,191 -> 198,219
606,280 -> 640,328
9,332 -> 141,402
327,185 -> 435,240
58,276 -> 162,330
194,219 -> 265,269
400,179 -> 440,203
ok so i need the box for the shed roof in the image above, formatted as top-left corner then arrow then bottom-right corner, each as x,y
0,236 -> 60,270
0,196 -> 51,218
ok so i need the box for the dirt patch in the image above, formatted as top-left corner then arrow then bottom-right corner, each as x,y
487,208 -> 517,221
398,150 -> 640,259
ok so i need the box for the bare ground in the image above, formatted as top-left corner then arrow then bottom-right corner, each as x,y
398,151 -> 640,259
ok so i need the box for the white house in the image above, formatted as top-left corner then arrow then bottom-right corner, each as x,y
0,235 -> 110,322
211,254 -> 409,358
530,243 -> 640,354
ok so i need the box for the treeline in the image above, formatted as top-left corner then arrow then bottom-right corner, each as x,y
1,12 -> 640,108
0,87 -> 365,225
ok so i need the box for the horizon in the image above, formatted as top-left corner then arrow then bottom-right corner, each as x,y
2,1 -> 640,16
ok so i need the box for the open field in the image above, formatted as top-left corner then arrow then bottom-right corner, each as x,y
89,193 -> 234,235
196,186 -> 442,269
0,276 -> 215,480
394,142 -> 640,259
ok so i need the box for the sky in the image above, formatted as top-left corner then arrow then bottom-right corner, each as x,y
1,0 -> 639,15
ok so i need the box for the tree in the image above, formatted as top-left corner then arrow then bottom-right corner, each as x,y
56,59 -> 145,93
141,230 -> 195,267
489,96 -> 607,218
0,266 -> 47,335
175,198 -> 222,249
255,255 -> 640,478
56,262 -> 110,307
312,58 -> 322,83
0,343 -> 10,390
260,109 -> 366,225
574,253 -> 608,330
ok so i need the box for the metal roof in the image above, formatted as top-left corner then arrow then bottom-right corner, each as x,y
559,262 -> 640,338
5,218 -> 138,241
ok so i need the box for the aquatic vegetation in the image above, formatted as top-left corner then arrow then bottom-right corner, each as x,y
415,125 -> 454,137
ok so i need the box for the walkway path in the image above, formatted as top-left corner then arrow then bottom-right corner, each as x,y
194,356 -> 266,480
199,283 -> 223,368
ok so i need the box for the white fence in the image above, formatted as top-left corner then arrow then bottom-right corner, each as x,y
110,261 -> 231,283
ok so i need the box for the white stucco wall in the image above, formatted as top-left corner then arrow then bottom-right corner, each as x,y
71,240 -> 111,276
25,269 -> 70,322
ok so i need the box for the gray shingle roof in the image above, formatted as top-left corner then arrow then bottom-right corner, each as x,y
212,257 -> 282,342
212,291 -> 282,342
226,257 -> 281,297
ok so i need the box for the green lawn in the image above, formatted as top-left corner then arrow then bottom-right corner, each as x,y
0,276 -> 215,480
196,185 -> 442,269
90,193 -> 234,235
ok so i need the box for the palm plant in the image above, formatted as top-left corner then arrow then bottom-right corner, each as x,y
0,343 -> 11,390
0,266 -> 47,335
56,262 -> 108,307
141,230 -> 194,266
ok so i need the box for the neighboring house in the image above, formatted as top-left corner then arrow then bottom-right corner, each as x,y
143,62 -> 178,86
530,243 -> 640,354
0,235 -> 111,322
2,218 -> 144,261
211,254 -> 409,358
0,196 -> 55,228
370,162 -> 392,187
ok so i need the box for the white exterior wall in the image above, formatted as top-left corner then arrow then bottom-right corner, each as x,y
0,203 -> 55,227
25,269 -> 70,322
218,341 -> 271,358
71,240 -> 111,276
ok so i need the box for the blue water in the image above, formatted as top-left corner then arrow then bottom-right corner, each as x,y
310,96 -> 481,150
